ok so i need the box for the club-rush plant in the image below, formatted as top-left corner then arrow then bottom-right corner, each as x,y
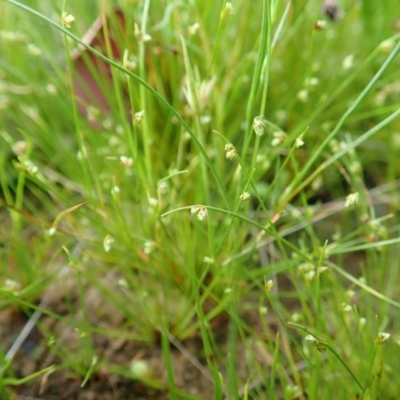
1,0 -> 400,399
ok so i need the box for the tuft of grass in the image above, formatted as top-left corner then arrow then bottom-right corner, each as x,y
1,0 -> 400,398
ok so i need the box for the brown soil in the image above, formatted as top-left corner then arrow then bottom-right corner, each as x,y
1,280 -> 219,400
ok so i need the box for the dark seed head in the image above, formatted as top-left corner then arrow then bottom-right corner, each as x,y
322,0 -> 341,22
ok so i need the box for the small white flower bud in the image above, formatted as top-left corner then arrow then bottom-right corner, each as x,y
12,141 -> 27,156
285,385 -> 302,399
298,262 -> 314,272
304,270 -> 316,283
271,131 -> 287,147
264,279 -> 274,292
117,278 -> 128,288
314,20 -> 326,30
197,206 -> 208,221
46,84 -> 57,95
221,2 -> 234,19
291,312 -> 303,322
143,241 -> 156,254
120,156 -> 133,168
134,23 -> 151,42
103,235 -> 114,252
379,39 -> 395,53
259,306 -> 268,315
340,302 -> 352,313
3,279 -> 21,294
317,266 -> 328,275
200,115 -> 211,124
17,158 -> 38,175
239,192 -> 250,201
345,192 -> 359,208
191,205 -> 208,221
342,54 -> 354,70
305,335 -> 316,343
348,161 -> 362,175
111,185 -> 120,195
375,332 -> 391,345
157,181 -> 169,195
305,335 -> 326,352
123,49 -> 137,71
27,44 -> 41,56
253,116 -> 266,137
77,145 -> 87,160
134,110 -> 145,124
87,106 -> 100,122
297,90 -> 309,103
130,360 -> 153,380
307,77 -> 319,87
295,135 -> 305,148
149,197 -> 158,207
224,143 -> 237,160
188,22 -> 200,36
47,227 -> 57,237
61,12 -> 75,28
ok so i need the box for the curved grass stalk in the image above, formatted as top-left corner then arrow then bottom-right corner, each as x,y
161,205 -> 313,262
288,322 -> 365,394
6,0 -> 229,209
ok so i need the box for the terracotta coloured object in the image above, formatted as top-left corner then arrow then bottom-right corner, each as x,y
71,9 -> 126,117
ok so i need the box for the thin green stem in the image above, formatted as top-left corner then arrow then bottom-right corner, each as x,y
279,40 -> 400,208
161,205 -> 313,262
288,322 -> 365,394
138,0 -> 153,187
277,107 -> 400,211
242,0 -> 269,157
6,0 -> 229,209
